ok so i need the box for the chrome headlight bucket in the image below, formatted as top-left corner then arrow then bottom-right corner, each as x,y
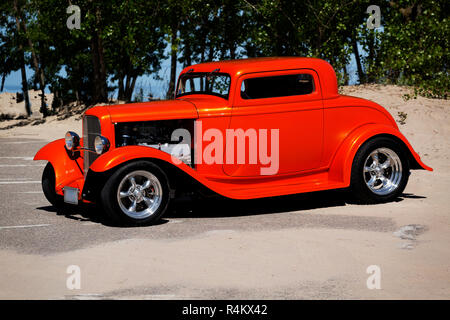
94,135 -> 110,155
65,131 -> 80,150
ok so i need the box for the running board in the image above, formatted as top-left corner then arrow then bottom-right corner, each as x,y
203,170 -> 347,199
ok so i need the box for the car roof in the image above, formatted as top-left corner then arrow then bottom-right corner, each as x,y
180,57 -> 339,99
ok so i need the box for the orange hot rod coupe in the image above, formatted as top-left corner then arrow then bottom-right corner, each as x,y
34,57 -> 432,225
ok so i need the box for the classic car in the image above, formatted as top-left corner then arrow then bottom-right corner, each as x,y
34,57 -> 432,225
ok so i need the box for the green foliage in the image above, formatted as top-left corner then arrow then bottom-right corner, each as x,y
376,0 -> 449,98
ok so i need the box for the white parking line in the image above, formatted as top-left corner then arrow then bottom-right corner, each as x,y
0,181 -> 41,184
0,164 -> 44,167
0,141 -> 47,144
13,191 -> 42,194
0,157 -> 34,160
0,224 -> 51,230
168,219 -> 184,224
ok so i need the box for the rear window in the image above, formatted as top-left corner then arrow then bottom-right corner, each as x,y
241,74 -> 315,99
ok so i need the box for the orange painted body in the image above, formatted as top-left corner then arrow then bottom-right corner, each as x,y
34,138 -> 84,197
34,57 -> 431,201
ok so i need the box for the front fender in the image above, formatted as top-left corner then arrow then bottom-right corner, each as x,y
34,138 -> 84,193
329,124 -> 432,185
87,145 -> 235,199
89,145 -> 191,172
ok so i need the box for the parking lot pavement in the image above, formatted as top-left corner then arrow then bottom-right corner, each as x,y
0,137 -> 449,299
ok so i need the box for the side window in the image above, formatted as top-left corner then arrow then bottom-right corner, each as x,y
241,74 -> 315,99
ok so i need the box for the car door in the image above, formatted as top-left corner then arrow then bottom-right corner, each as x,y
223,69 -> 323,177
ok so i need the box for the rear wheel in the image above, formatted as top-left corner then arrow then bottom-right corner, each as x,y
42,162 -> 64,208
350,137 -> 410,203
100,161 -> 171,226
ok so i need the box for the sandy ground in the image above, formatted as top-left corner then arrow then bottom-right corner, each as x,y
0,114 -> 82,139
0,84 -> 449,299
0,90 -> 53,119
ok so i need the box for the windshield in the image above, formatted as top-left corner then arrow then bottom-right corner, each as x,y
176,72 -> 231,99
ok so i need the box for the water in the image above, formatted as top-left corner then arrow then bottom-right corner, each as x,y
2,84 -> 22,92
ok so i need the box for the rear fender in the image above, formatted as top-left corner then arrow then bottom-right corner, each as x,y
34,138 -> 84,193
329,124 -> 432,185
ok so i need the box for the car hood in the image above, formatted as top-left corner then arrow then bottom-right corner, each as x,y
177,95 -> 231,117
105,100 -> 199,123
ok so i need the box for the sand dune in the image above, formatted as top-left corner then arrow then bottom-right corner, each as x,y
0,90 -> 53,120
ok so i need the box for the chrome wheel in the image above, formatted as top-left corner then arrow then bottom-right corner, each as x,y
116,170 -> 163,219
363,147 -> 403,196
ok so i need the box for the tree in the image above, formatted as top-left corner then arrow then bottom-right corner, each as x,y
0,3 -> 21,92
11,0 -> 32,116
107,0 -> 165,102
378,0 -> 449,98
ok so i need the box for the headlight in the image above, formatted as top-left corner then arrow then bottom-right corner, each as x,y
94,135 -> 110,155
65,131 -> 80,150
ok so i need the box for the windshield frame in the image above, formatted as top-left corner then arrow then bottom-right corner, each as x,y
175,72 -> 231,100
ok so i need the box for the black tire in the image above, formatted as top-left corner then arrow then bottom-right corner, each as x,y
100,161 -> 171,226
350,137 -> 410,204
42,162 -> 64,208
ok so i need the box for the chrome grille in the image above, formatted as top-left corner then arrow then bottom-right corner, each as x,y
82,115 -> 101,175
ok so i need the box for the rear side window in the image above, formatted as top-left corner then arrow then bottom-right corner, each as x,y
241,74 -> 315,99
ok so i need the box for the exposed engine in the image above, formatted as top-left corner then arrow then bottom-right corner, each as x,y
115,119 -> 194,165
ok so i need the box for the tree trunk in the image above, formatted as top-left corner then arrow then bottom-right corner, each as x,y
184,44 -> 194,90
208,41 -> 214,61
22,20 -> 47,116
367,32 -> 375,83
224,2 -> 236,59
184,42 -> 192,67
96,20 -> 107,101
91,33 -> 101,103
1,74 -> 5,92
312,26 -> 323,55
352,34 -> 365,84
90,2 -> 108,103
124,72 -> 131,100
74,82 -> 80,104
122,63 -> 138,102
200,35 -> 206,63
51,88 -> 64,111
343,65 -> 349,86
118,73 -> 124,101
229,43 -> 236,60
128,76 -> 137,102
13,0 -> 31,117
167,27 -> 178,99
19,57 -> 31,117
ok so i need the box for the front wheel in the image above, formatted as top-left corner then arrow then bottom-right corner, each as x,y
350,137 -> 410,203
42,162 -> 64,208
100,161 -> 171,226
